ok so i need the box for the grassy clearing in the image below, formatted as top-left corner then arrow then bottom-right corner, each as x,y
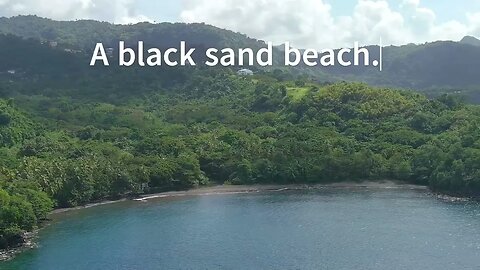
286,87 -> 310,101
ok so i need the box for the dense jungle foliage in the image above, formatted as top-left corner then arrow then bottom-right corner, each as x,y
0,24 -> 479,248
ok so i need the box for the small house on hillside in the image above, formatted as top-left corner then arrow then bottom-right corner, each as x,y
237,69 -> 253,76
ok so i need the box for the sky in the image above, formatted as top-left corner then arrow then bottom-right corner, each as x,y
0,0 -> 479,49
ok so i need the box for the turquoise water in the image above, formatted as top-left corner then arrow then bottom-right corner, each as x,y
2,187 -> 480,270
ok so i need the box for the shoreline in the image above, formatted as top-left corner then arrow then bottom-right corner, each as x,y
133,181 -> 427,202
0,231 -> 38,261
0,180 -> 468,262
51,180 -> 427,214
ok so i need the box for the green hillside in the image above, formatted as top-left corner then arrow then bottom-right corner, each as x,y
0,19 -> 480,249
1,15 -> 480,101
321,41 -> 480,102
0,15 -> 271,54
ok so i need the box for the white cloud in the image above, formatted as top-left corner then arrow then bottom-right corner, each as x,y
467,12 -> 480,36
342,0 -> 408,46
181,0 -> 478,49
0,0 -> 151,24
0,0 -> 478,47
181,0 -> 339,48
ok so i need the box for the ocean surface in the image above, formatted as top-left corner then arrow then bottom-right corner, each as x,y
2,187 -> 480,270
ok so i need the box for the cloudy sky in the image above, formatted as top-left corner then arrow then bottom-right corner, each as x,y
0,0 -> 479,49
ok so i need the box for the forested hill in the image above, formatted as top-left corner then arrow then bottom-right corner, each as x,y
1,16 -> 480,101
0,15 -> 270,53
1,18 -> 480,249
322,40 -> 480,102
460,36 -> 480,46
